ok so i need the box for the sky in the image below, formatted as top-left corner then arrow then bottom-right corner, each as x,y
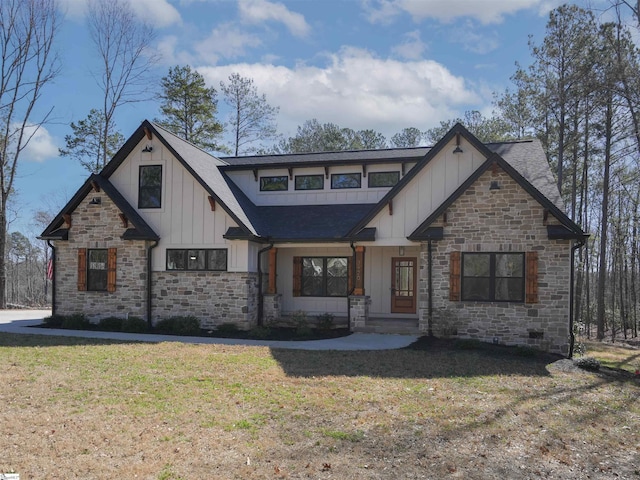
14,0 -> 616,238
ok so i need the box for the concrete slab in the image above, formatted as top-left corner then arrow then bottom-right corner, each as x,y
0,309 -> 418,351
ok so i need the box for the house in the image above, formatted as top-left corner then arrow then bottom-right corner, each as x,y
40,120 -> 587,355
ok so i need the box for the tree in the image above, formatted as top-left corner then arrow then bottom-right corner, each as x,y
87,0 -> 156,169
220,73 -> 279,155
423,111 -> 512,144
156,65 -> 225,152
0,0 -> 59,309
59,109 -> 125,173
276,119 -> 388,153
390,127 -> 423,147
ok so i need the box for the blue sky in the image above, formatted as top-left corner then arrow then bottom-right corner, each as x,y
16,0 -> 610,237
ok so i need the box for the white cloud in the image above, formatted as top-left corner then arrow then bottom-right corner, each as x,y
195,23 -> 262,64
392,30 -> 428,60
450,22 -> 500,54
239,0 -> 310,37
57,0 -> 181,27
18,125 -> 59,163
364,0 -> 562,25
198,47 -> 481,138
156,35 -> 196,65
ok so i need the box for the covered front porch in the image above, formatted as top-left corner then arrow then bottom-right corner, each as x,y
259,243 -> 422,334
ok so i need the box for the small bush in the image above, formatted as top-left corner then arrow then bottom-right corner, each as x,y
248,326 -> 272,339
454,339 -> 483,350
98,316 -> 123,331
316,313 -> 335,331
122,316 -> 147,333
155,316 -> 201,336
43,315 -> 65,328
574,356 -> 601,371
216,322 -> 240,334
61,314 -> 90,330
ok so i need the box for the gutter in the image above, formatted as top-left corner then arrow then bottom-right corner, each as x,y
347,241 -> 358,333
147,240 -> 159,328
256,243 -> 274,327
47,240 -> 56,316
569,236 -> 587,358
427,239 -> 434,337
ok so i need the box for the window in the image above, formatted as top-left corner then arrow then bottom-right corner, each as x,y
461,253 -> 524,302
260,176 -> 288,191
78,248 -> 116,292
295,174 -> 324,190
166,249 -> 227,271
369,171 -> 399,188
301,257 -> 349,297
139,165 -> 162,208
331,173 -> 361,189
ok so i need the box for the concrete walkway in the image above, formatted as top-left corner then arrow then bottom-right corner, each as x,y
0,309 -> 419,351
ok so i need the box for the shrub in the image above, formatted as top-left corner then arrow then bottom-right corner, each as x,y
216,322 -> 239,334
98,316 -> 123,331
454,339 -> 483,350
61,314 -> 90,330
574,356 -> 601,371
122,316 -> 147,333
43,315 -> 65,328
248,326 -> 272,339
316,313 -> 335,331
155,316 -> 201,336
291,310 -> 313,338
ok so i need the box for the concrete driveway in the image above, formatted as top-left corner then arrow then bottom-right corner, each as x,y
0,309 -> 418,351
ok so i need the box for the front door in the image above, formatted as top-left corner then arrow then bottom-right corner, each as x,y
391,257 -> 417,314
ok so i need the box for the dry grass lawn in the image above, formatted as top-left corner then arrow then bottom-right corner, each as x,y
0,334 -> 639,479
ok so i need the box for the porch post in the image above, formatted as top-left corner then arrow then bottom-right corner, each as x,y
354,246 -> 365,295
267,248 -> 277,294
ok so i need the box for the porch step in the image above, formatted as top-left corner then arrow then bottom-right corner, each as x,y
357,318 -> 420,335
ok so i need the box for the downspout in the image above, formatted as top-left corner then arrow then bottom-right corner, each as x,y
257,243 -> 273,327
348,241 -> 357,333
428,239 -> 434,337
147,240 -> 159,329
569,237 -> 586,358
47,240 -> 56,316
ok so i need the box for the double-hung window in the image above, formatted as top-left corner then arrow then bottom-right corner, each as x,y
87,249 -> 108,291
461,252 -> 524,302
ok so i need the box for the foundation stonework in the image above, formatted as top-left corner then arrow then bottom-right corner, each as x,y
418,166 -> 572,355
53,191 -> 148,321
349,295 -> 370,331
151,271 -> 259,329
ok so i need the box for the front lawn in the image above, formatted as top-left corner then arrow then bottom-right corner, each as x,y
0,334 -> 638,479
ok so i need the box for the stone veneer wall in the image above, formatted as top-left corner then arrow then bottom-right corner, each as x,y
263,294 -> 282,325
151,272 -> 259,329
419,166 -> 573,355
54,191 -> 148,320
349,295 -> 370,331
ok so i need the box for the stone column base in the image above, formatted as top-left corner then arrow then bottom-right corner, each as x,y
349,295 -> 370,331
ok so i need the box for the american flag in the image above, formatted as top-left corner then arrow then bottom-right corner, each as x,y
47,259 -> 53,280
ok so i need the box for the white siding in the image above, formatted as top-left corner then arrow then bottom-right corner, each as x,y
366,137 -> 486,241
109,137 -> 247,271
225,163 -> 417,206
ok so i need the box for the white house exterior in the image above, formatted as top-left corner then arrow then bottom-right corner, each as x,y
41,121 -> 586,355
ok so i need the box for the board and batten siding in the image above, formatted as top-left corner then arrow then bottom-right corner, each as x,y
225,163 -> 416,207
108,138 -> 250,272
366,138 -> 486,242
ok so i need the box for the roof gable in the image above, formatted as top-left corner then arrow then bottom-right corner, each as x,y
39,175 -> 159,241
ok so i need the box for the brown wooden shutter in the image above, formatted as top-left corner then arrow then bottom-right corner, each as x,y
77,248 -> 87,291
293,256 -> 302,297
107,248 -> 117,292
449,251 -> 461,301
525,251 -> 538,304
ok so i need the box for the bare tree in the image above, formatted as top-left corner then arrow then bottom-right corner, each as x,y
220,73 -> 279,155
87,0 -> 156,169
0,0 -> 59,309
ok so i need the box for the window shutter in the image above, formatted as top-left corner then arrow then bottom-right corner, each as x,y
77,248 -> 87,291
107,248 -> 117,292
293,256 -> 302,297
449,251 -> 461,301
526,251 -> 538,304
